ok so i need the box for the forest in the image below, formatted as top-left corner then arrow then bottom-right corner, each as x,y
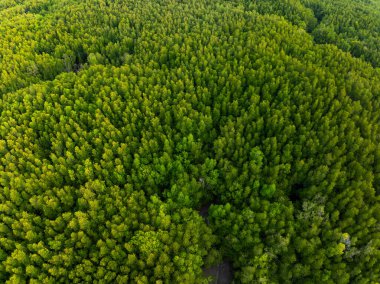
0,0 -> 379,283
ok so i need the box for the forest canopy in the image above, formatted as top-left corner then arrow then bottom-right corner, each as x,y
0,0 -> 380,283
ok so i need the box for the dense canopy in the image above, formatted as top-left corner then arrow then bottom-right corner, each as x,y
0,0 -> 380,283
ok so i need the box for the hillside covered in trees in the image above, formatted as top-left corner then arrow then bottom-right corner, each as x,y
1,0 -> 380,283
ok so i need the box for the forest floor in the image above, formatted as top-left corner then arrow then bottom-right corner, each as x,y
203,261 -> 233,284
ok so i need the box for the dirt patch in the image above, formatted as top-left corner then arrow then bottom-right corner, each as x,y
203,261 -> 233,284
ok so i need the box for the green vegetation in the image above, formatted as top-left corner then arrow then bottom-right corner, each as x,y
254,0 -> 380,67
1,0 -> 380,283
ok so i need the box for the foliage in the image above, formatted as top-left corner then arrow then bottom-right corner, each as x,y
0,0 -> 380,283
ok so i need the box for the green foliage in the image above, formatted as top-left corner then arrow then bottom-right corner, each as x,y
0,0 -> 380,283
260,184 -> 276,198
303,0 -> 380,67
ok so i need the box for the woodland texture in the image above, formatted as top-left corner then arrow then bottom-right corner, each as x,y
0,0 -> 380,283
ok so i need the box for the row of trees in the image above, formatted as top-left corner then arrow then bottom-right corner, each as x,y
0,0 -> 379,282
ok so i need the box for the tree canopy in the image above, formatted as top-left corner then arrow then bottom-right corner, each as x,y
0,0 -> 380,283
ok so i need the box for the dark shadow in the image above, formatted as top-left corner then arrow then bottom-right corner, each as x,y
197,197 -> 220,224
199,203 -> 211,218
289,183 -> 304,202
